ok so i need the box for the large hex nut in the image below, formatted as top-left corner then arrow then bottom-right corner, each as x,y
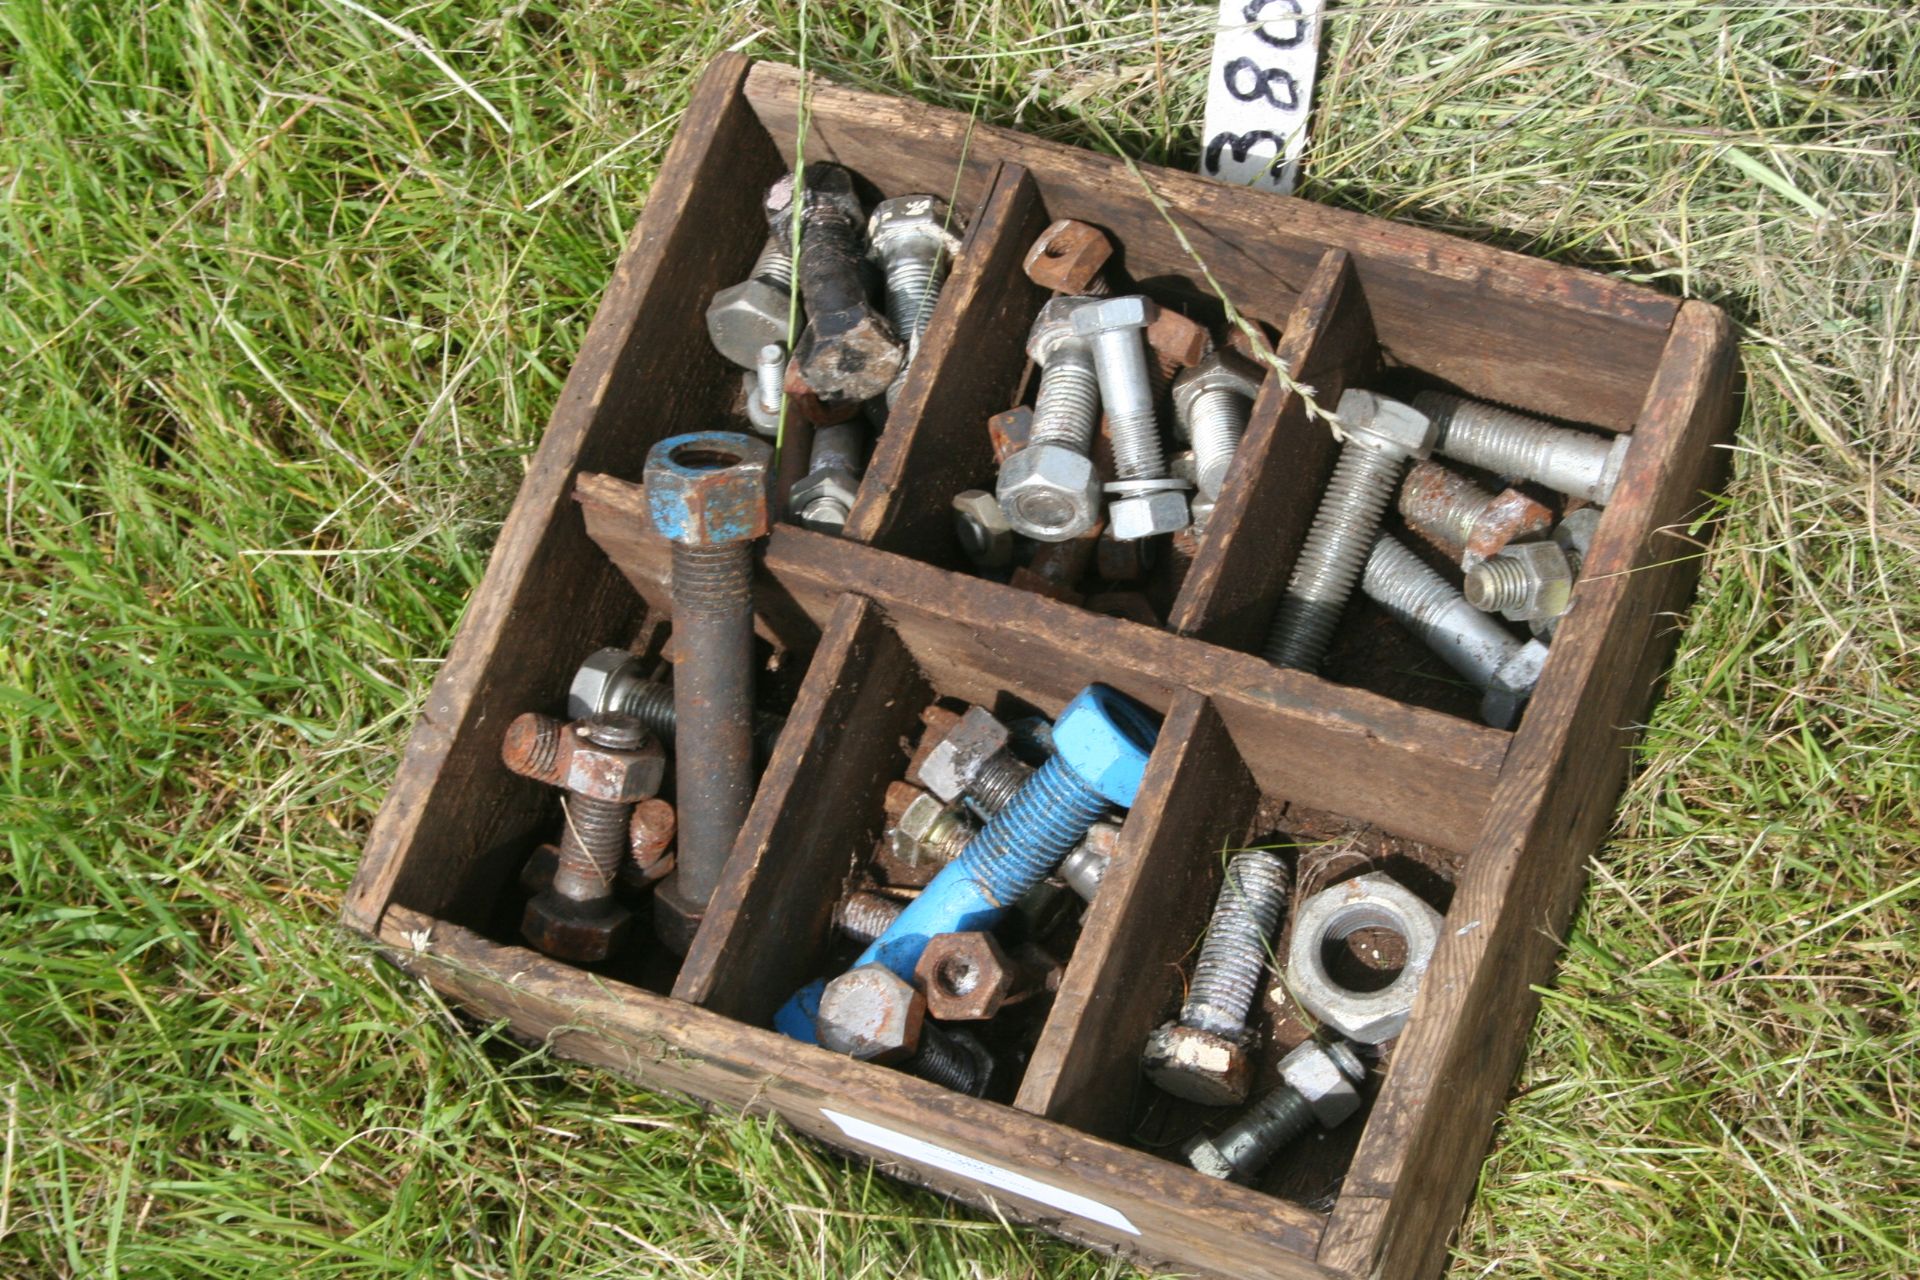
1107,487 -> 1192,541
1338,388 -> 1437,460
996,443 -> 1102,542
915,932 -> 1018,1021
1143,1022 -> 1253,1107
817,964 -> 926,1063
1277,1039 -> 1366,1129
567,647 -> 644,720
1027,296 -> 1097,366
868,194 -> 963,263
522,891 -> 631,964
1286,873 -> 1443,1045
1052,684 -> 1158,808
951,490 -> 1014,570
915,706 -> 1012,805
644,431 -> 774,546
1467,540 -> 1577,623
1482,636 -> 1549,730
1022,220 -> 1113,293
705,279 -> 790,370
560,719 -> 666,802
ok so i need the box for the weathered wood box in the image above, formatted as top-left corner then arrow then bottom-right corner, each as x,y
344,54 -> 1738,1280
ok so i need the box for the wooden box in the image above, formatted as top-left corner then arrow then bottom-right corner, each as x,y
343,54 -> 1738,1280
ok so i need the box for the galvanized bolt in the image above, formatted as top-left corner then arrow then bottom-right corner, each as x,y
643,432 -> 774,953
790,420 -> 866,533
1414,391 -> 1633,506
951,489 -> 1014,571
568,647 -> 786,760
705,235 -> 794,369
1143,851 -> 1290,1106
1173,350 -> 1264,502
1075,296 -> 1190,541
1262,389 -> 1437,672
1397,458 -> 1553,568
1362,532 -> 1550,730
1185,1041 -> 1367,1182
1059,819 -> 1121,903
743,342 -> 787,436
768,164 -> 905,403
869,194 -> 962,356
997,297 -> 1103,543
835,890 -> 907,945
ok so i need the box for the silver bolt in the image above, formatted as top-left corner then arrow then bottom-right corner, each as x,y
1059,819 -> 1120,903
1262,390 -> 1436,671
791,421 -> 866,533
1074,296 -> 1189,540
1172,350 -> 1264,501
1183,851 -> 1291,1038
997,298 -> 1103,542
1185,1041 -> 1367,1182
1362,532 -> 1550,729
744,342 -> 787,436
1414,391 -> 1633,506
834,891 -> 906,945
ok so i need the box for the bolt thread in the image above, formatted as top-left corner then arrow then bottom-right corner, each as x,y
967,752 -> 1032,818
609,680 -> 677,742
910,1024 -> 991,1095
1109,404 -> 1166,480
1415,391 -> 1612,501
1464,554 -> 1538,613
1363,534 -> 1462,640
670,542 -> 753,617
1030,351 -> 1101,452
554,794 -> 632,902
1262,441 -> 1406,670
926,808 -> 980,863
1398,459 -> 1497,556
1231,1086 -> 1316,1162
502,712 -> 566,784
1088,322 -> 1163,480
956,754 -> 1110,909
834,892 -> 905,945
749,237 -> 793,291
1188,387 -> 1248,496
883,251 -> 946,348
1182,852 -> 1291,1038
754,344 -> 786,413
1080,273 -> 1114,298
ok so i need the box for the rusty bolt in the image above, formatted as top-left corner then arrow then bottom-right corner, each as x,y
1398,459 -> 1554,568
1022,219 -> 1115,295
835,890 -> 909,945
817,964 -> 927,1063
769,165 -> 906,402
914,932 -> 1055,1021
621,796 -> 676,890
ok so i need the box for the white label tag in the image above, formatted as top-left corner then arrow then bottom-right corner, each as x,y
1199,0 -> 1325,195
819,1108 -> 1140,1236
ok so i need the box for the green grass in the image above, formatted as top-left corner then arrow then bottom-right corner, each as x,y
2,2 -> 1915,1275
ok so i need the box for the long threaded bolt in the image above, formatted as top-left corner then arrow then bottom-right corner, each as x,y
834,891 -> 907,946
1262,389 -> 1436,671
1182,852 -> 1291,1039
794,420 -> 866,532
1030,342 -> 1102,453
1185,1042 -> 1367,1182
907,1023 -> 994,1096
770,165 -> 904,403
1414,391 -> 1633,505
1075,297 -> 1164,481
998,297 -> 1104,543
1362,532 -> 1549,728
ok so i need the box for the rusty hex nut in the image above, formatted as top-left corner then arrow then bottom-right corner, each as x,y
644,432 -> 774,546
1145,307 -> 1211,372
987,405 -> 1035,464
817,964 -> 926,1063
560,717 -> 665,803
521,890 -> 632,964
1023,219 -> 1114,293
915,932 -> 1019,1021
1143,1022 -> 1255,1107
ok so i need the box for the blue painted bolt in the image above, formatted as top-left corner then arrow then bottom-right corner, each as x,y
778,683 -> 1158,1043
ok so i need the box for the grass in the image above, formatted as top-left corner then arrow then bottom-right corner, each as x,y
1,1 -> 1915,1275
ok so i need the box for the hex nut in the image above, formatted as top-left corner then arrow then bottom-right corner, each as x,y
1026,295 -> 1097,366
868,194 -> 963,262
951,490 -> 1015,570
1277,1039 -> 1365,1129
915,932 -> 1018,1021
1467,540 -> 1576,623
987,406 -> 1035,464
1555,506 -> 1602,557
897,792 -> 972,849
705,279 -> 790,370
644,432 -> 774,546
1051,684 -> 1158,808
1285,873 -> 1443,1045
567,647 -> 642,720
996,442 -> 1102,542
1172,350 -> 1264,440
817,964 -> 926,1063
790,467 -> 862,525
561,721 -> 665,803
915,705 -> 1013,805
1145,307 -> 1211,370
1143,1022 -> 1254,1107
1338,388 -> 1437,459
1482,636 -> 1549,730
1072,294 -> 1153,337
1022,219 -> 1114,293
521,890 -> 631,964
1108,488 -> 1192,541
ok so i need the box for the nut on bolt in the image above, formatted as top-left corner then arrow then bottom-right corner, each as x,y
1286,873 -> 1443,1045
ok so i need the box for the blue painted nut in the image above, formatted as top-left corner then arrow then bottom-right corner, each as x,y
643,432 -> 774,546
1052,683 -> 1157,807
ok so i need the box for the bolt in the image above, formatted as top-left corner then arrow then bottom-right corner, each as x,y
815,962 -> 995,1095
1185,1041 -> 1367,1182
997,297 -> 1103,543
1022,219 -> 1115,295
743,342 -> 787,436
1059,819 -> 1121,902
568,647 -> 785,760
1464,539 -> 1580,623
1397,459 -> 1553,568
501,712 -> 665,962
1075,296 -> 1189,541
1142,851 -> 1290,1106
705,235 -> 795,369
908,1022 -> 996,1095
644,432 -> 775,953
1262,389 -> 1437,671
790,420 -> 865,533
620,796 -> 676,891
835,891 -> 907,945
1414,391 -> 1633,506
768,165 -> 905,403
869,195 -> 963,355
1362,532 -> 1550,729
951,489 -> 1015,571
1173,350 -> 1264,502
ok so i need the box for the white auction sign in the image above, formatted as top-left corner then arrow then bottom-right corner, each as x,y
1199,0 -> 1325,195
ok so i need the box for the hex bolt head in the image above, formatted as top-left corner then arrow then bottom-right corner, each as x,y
770,164 -> 906,403
817,964 -> 927,1063
951,489 -> 1015,570
868,194 -> 963,348
1144,1024 -> 1254,1108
